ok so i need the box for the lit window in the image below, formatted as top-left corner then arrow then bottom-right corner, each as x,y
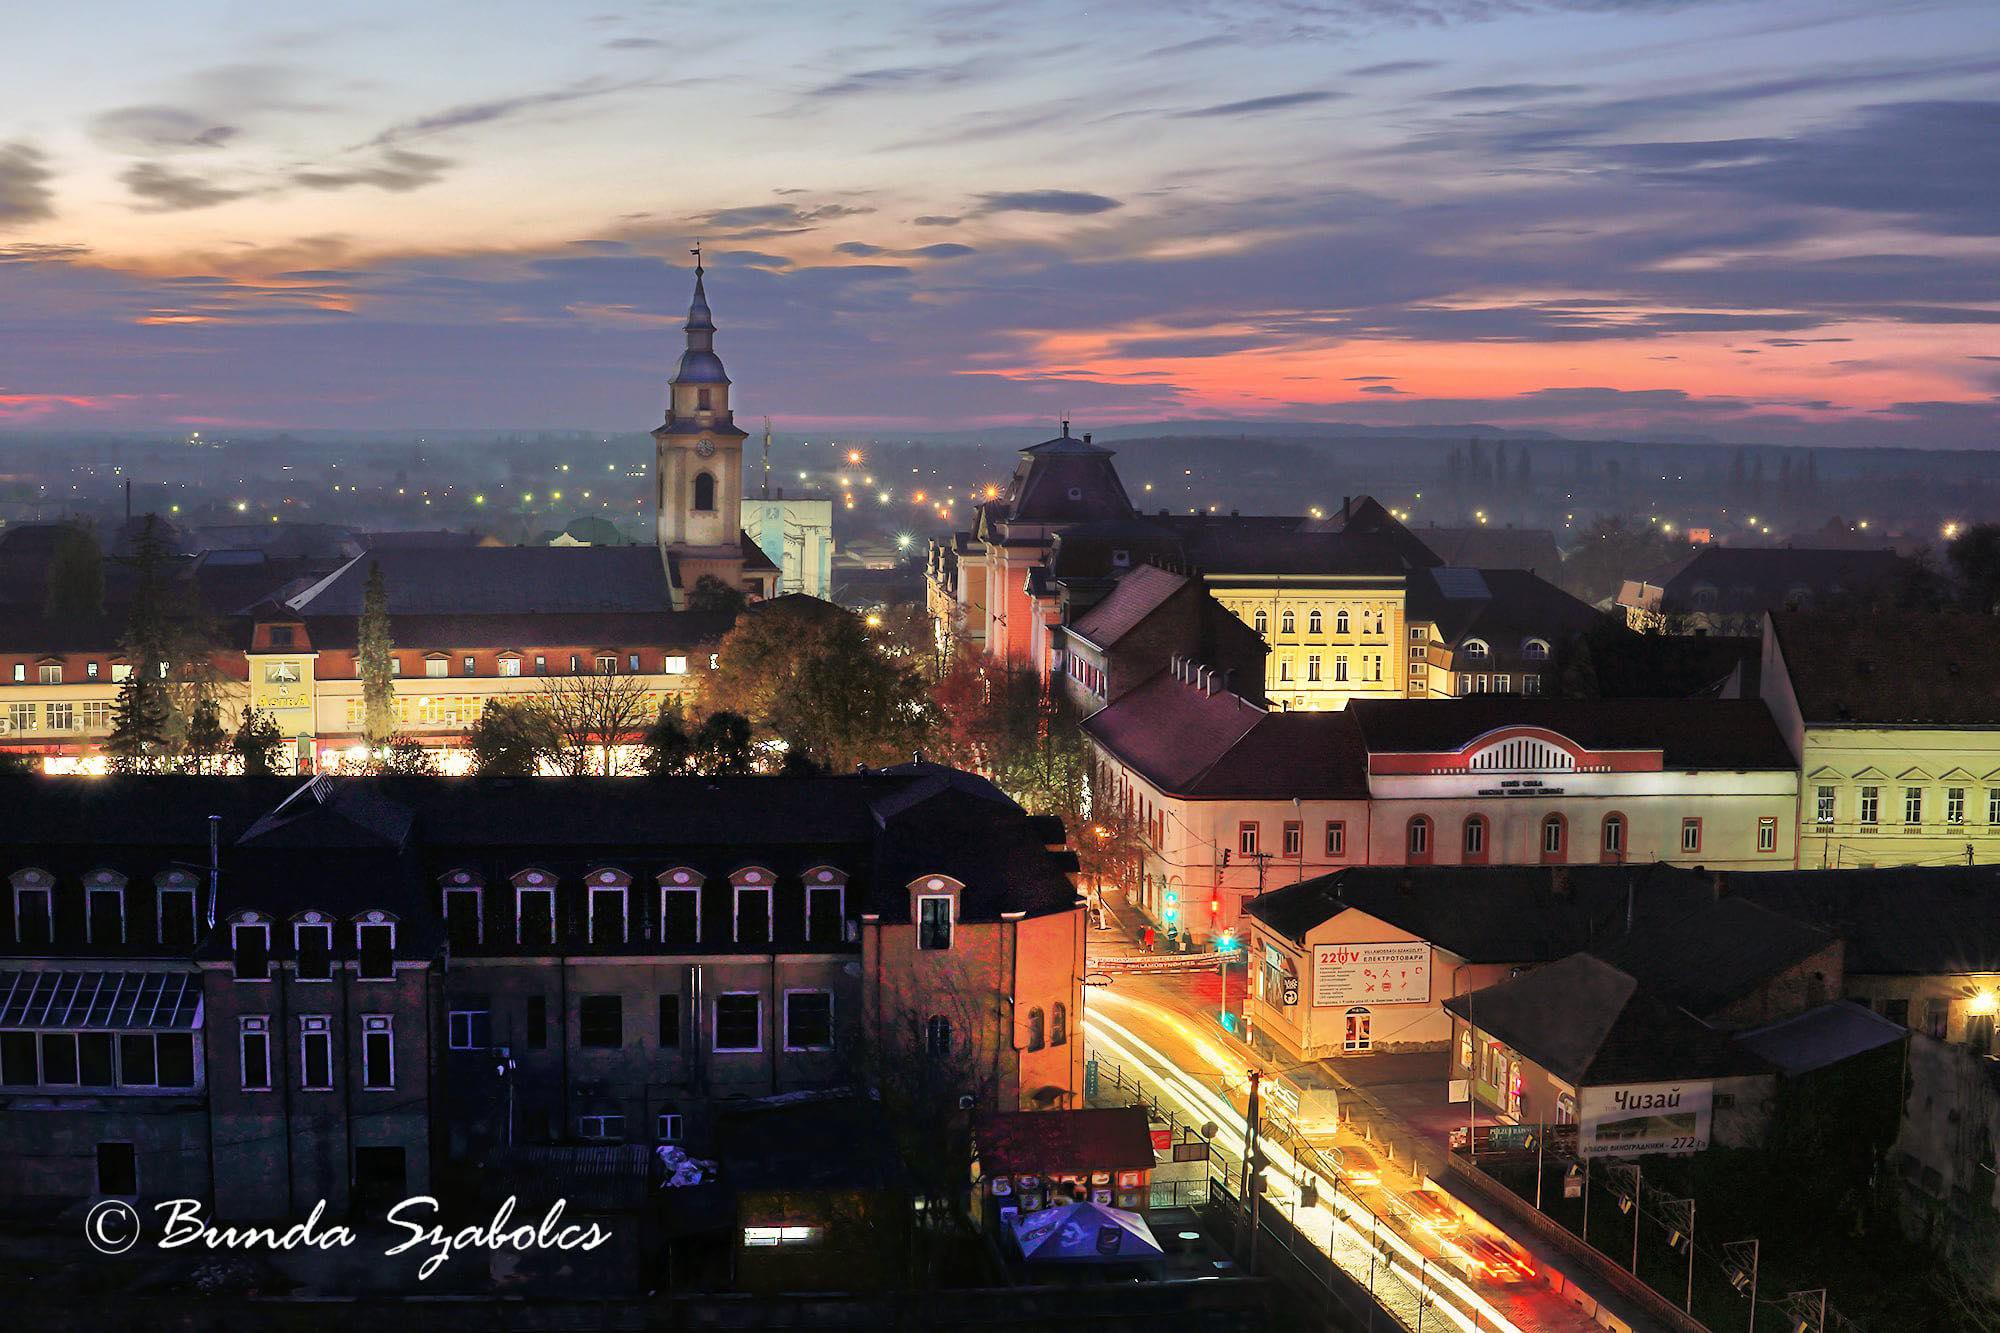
1463,640 -> 1489,659
1308,610 -> 1322,635
499,657 -> 520,677
424,657 -> 447,678
918,895 -> 953,950
743,1226 -> 820,1247
1815,786 -> 1835,823
1948,788 -> 1966,825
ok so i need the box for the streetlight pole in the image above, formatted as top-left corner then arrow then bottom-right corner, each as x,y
1725,1239 -> 1761,1333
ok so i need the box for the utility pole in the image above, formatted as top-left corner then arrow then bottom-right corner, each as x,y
761,416 -> 772,498
1243,1069 -> 1264,1274
1724,1239 -> 1760,1333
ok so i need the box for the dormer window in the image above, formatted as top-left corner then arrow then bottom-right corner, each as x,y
515,871 -> 557,946
295,917 -> 333,981
916,879 -> 956,951
232,920 -> 271,981
659,868 -> 702,945
156,873 -> 197,948
11,870 -> 53,946
356,915 -> 395,979
1522,638 -> 1550,660
441,873 -> 482,949
805,867 -> 847,944
269,626 -> 294,648
733,868 -> 774,946
84,871 -> 125,945
1462,639 -> 1490,660
587,869 -> 629,946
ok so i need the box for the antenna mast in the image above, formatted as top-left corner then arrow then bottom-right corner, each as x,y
762,417 -> 772,498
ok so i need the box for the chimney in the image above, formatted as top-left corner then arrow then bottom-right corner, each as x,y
1083,432 -> 1092,445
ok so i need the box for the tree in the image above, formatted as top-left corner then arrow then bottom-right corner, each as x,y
467,698 -> 561,776
378,736 -> 438,775
43,522 -> 104,620
184,698 -> 227,774
639,702 -> 755,776
1950,524 -> 2000,613
686,574 -> 748,615
0,749 -> 40,777
541,667 -> 653,775
104,516 -> 179,773
358,561 -> 396,747
704,598 -> 934,770
231,707 -> 285,776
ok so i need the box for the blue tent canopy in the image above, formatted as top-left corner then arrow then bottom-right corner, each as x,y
1011,1200 -> 1163,1263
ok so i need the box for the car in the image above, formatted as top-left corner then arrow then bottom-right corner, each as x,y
1457,1232 -> 1537,1284
1398,1188 -> 1461,1232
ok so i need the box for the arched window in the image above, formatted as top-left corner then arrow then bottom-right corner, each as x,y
1336,610 -> 1350,635
1308,610 -> 1323,635
1253,610 -> 1268,636
1407,815 -> 1433,862
1462,815 -> 1487,863
696,387 -> 711,410
693,471 -> 716,512
1281,610 -> 1296,635
1601,813 -> 1626,863
925,1015 -> 952,1057
1027,1007 -> 1045,1051
1463,639 -> 1490,659
1522,638 -> 1550,660
1541,814 -> 1567,863
1051,1002 -> 1067,1046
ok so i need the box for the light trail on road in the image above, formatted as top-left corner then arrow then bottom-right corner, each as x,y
1088,999 -> 1524,1333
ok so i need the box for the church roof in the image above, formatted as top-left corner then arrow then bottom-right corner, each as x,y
286,547 -> 674,616
673,349 -> 730,385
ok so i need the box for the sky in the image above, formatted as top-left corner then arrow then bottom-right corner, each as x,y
2,0 -> 1997,446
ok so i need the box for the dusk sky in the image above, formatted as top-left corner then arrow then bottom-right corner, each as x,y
3,0 -> 1997,445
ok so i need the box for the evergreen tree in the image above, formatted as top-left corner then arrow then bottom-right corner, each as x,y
185,698 -> 227,774
467,699 -> 560,775
231,706 -> 285,775
104,516 -> 178,773
358,561 -> 396,747
379,736 -> 438,775
43,522 -> 104,620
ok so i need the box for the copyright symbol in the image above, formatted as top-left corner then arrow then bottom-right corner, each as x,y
85,1199 -> 141,1255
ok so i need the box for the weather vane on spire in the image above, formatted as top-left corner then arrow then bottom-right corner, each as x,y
691,242 -> 704,277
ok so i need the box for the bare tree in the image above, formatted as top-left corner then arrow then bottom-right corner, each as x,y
538,666 -> 652,775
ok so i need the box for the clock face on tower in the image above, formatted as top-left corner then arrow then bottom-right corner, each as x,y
695,438 -> 715,458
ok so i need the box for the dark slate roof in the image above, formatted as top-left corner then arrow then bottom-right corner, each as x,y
1442,953 -> 1770,1085
1650,546 -> 1907,612
1772,610 -> 2000,725
1166,519 -> 1419,577
293,609 -> 735,653
1591,898 -> 1836,1018
288,546 -> 673,616
1724,865 -> 2000,974
1070,565 -> 1188,648
1405,567 -> 1599,648
1735,1000 -> 1906,1077
1347,697 -> 1797,770
975,1106 -> 1154,1174
1245,863 -> 1715,960
1081,671 -> 1368,798
719,1095 -> 909,1192
359,530 -> 491,551
1411,526 -> 1562,577
1000,434 -> 1137,525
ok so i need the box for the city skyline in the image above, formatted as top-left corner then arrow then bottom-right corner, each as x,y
3,0 -> 1997,446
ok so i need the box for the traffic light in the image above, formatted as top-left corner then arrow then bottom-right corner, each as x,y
1217,931 -> 1237,951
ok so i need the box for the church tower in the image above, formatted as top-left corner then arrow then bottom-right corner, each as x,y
653,250 -> 751,584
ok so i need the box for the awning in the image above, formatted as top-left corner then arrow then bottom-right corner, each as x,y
1012,1200 -> 1163,1263
0,970 -> 202,1030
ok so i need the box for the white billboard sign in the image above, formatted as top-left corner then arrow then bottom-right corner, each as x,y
1312,942 -> 1431,1007
1578,1081 -> 1713,1158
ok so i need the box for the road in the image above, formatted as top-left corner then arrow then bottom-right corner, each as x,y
1081,918 -> 1670,1332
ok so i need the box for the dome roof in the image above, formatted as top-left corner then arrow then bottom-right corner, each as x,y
674,349 -> 730,384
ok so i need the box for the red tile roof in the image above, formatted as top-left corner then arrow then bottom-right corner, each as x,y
1069,564 -> 1188,649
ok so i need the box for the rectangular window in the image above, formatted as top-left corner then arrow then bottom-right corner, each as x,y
118,1033 -> 157,1087
447,1009 -> 491,1051
1884,997 -> 1910,1027
79,1033 -> 115,1085
578,1114 -> 624,1141
525,995 -> 548,1050
97,1142 -> 137,1196
1278,657 -> 1291,682
0,1030 -> 35,1085
357,922 -> 394,979
1948,788 -> 1966,825
1680,818 -> 1702,854
461,655 -> 476,677
806,883 -> 844,944
1335,657 -> 1349,682
294,922 -> 332,981
47,701 -> 74,730
660,886 -> 700,945
628,653 -> 641,672
743,1226 -> 821,1247
657,1112 -> 683,1143
918,895 -> 952,950
38,663 -> 61,684
517,888 -> 555,946
1522,675 -> 1541,696
658,994 -> 682,1048
299,1017 -> 332,1091
87,887 -> 123,944
1238,822 -> 1259,857
154,887 -> 193,948
596,655 -> 617,674
499,657 -> 520,677
1493,674 -> 1509,693
1758,817 -> 1778,853
1816,785 -> 1836,823
579,995 -> 622,1049
588,886 -> 627,945
9,702 -> 36,731
1282,821 -> 1302,857
1926,998 -> 1949,1039
1306,655 -> 1321,683
83,700 -> 110,730
1991,789 -> 2000,826
535,655 -> 547,675
735,885 -> 772,946
664,655 -> 688,675
444,888 -> 481,949
715,993 -> 761,1052
157,1033 -> 194,1087
362,1016 -> 394,1090
424,658 -> 447,678
1325,821 -> 1346,857
568,654 -> 581,673
1859,786 -> 1879,825
784,991 -> 834,1051
41,1032 -> 79,1084
1905,787 -> 1924,825
233,923 -> 270,981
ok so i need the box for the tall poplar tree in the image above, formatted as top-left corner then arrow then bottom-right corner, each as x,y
358,561 -> 396,748
104,516 -> 177,772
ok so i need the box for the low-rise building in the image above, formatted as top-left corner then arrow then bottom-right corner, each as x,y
1618,546 -> 1907,635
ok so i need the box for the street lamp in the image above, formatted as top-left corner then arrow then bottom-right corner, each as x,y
1724,1238 -> 1761,1333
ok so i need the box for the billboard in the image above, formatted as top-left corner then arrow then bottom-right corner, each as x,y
1578,1081 -> 1713,1158
1312,942 -> 1431,1007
